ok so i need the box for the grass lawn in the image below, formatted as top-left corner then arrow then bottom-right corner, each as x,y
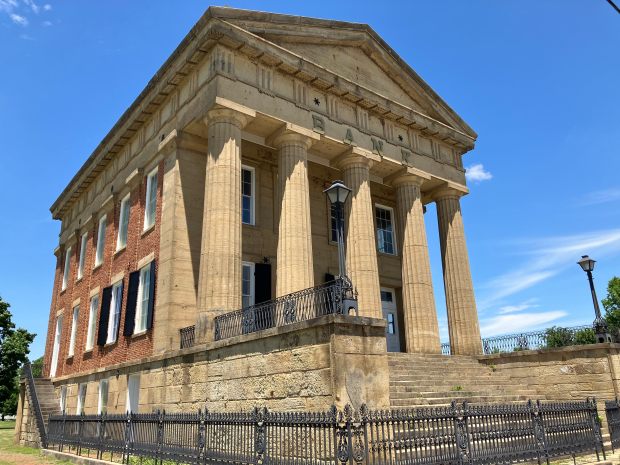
0,421 -> 71,465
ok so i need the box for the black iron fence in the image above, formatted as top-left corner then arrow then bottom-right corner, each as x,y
605,398 -> 620,452
213,277 -> 357,341
46,399 -> 605,465
441,324 -> 593,355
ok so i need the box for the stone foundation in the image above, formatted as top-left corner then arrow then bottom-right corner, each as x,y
52,315 -> 389,414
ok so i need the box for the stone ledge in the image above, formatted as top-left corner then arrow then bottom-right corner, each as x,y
51,314 -> 386,383
42,449 -> 114,465
478,342 -> 620,362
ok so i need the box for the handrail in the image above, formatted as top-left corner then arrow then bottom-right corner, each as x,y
214,277 -> 357,341
22,362 -> 48,448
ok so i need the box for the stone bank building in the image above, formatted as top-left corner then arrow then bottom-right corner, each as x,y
30,8 -> 619,421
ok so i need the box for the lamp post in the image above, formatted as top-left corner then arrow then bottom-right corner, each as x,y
324,180 -> 351,278
324,180 -> 358,315
577,255 -> 612,343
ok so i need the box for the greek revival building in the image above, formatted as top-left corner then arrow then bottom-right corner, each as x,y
39,7 -> 486,415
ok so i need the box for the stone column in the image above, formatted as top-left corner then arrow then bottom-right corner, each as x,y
273,131 -> 315,296
433,187 -> 482,355
340,155 -> 382,319
394,175 -> 441,354
196,108 -> 250,341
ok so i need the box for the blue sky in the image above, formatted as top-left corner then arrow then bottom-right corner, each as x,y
1,1 -> 619,359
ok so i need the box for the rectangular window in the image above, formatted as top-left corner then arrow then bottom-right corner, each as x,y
375,205 -> 396,255
241,166 -> 255,225
106,280 -> 123,344
134,265 -> 151,333
387,313 -> 395,335
77,232 -> 87,280
95,216 -> 107,267
59,386 -> 67,413
85,295 -> 98,351
98,379 -> 109,415
127,374 -> 140,413
116,194 -> 130,251
330,203 -> 345,243
76,383 -> 87,415
50,316 -> 63,377
62,246 -> 71,291
144,168 -> 158,231
68,306 -> 79,357
242,262 -> 255,308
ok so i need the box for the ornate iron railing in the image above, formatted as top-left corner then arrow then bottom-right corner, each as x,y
179,325 -> 195,349
22,362 -> 48,448
606,398 -> 620,452
441,324 -> 594,355
213,277 -> 357,341
45,399 -> 604,465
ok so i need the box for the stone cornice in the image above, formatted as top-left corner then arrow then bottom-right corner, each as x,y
50,9 -> 476,221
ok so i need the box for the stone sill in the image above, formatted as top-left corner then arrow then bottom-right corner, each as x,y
477,342 -> 620,361
50,314 -> 386,383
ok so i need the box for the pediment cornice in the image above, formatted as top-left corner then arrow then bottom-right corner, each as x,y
51,8 -> 476,221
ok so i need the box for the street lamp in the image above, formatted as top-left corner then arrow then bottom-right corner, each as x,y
324,180 -> 351,278
577,255 -> 612,343
324,180 -> 357,315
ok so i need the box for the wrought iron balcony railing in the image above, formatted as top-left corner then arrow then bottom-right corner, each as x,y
441,324 -> 594,355
214,277 -> 357,341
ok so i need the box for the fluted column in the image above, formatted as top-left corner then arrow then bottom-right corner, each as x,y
433,187 -> 481,355
196,108 -> 250,340
340,155 -> 382,319
274,132 -> 315,296
394,175 -> 441,353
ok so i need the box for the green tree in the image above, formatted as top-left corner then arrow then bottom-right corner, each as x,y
603,277 -> 620,335
0,296 -> 35,419
545,326 -> 574,348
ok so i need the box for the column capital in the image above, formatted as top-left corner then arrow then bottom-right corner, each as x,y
332,146 -> 381,170
385,167 -> 431,188
267,123 -> 319,149
430,184 -> 468,202
204,107 -> 253,129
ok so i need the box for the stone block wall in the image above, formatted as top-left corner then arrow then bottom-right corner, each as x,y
478,343 -> 620,425
53,315 -> 390,415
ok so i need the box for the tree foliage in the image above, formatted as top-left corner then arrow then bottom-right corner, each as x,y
0,296 -> 35,418
603,277 -> 620,335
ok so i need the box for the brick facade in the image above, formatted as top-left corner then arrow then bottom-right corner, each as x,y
43,161 -> 163,378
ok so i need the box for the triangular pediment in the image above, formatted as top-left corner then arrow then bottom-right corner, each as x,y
209,7 -> 476,138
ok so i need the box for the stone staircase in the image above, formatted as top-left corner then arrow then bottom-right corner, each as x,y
388,353 -> 541,407
20,377 -> 60,447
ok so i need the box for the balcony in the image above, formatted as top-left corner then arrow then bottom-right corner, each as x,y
179,277 -> 357,348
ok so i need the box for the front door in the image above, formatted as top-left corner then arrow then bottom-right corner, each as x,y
381,288 -> 400,352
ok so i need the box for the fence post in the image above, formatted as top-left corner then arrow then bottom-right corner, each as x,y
77,413 -> 84,456
60,411 -> 66,452
156,410 -> 164,464
335,405 -> 351,465
97,413 -> 105,460
351,405 -> 366,465
123,411 -> 132,465
587,397 -> 605,461
196,408 -> 206,465
254,406 -> 267,465
534,400 -> 550,465
528,400 -> 547,465
451,401 -> 471,465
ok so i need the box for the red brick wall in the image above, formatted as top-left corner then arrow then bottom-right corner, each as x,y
43,162 -> 164,378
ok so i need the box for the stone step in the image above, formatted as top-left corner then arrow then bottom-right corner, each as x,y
391,395 -> 531,407
390,386 -> 538,395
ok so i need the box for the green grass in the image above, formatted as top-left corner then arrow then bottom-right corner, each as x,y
0,420 -> 72,464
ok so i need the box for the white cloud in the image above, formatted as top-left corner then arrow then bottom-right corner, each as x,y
497,298 -> 539,314
478,229 -> 620,310
10,12 -> 27,25
579,188 -> 620,206
0,0 -> 18,13
42,2 -> 50,10
480,310 -> 568,337
22,0 -> 38,14
465,163 -> 493,182
41,19 -> 50,26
